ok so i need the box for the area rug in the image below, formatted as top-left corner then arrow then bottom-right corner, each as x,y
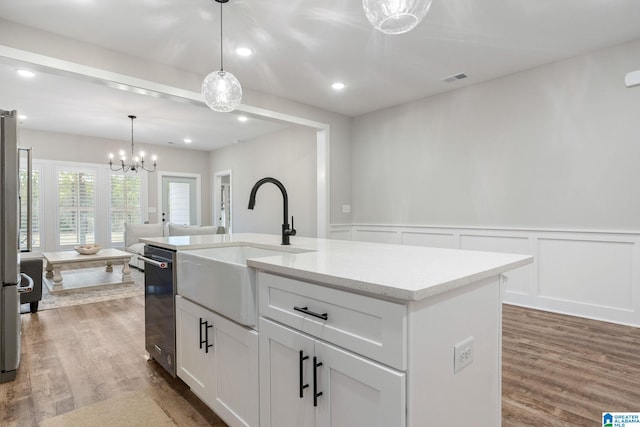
22,267 -> 144,312
39,390 -> 176,427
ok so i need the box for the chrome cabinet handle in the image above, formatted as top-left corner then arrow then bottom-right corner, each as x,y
293,306 -> 328,321
138,255 -> 170,269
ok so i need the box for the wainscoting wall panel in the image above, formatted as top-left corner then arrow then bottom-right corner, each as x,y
330,224 -> 640,327
537,238 -> 633,310
460,235 -> 531,295
401,231 -> 457,249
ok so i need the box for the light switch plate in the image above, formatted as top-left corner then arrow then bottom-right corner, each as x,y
342,204 -> 351,214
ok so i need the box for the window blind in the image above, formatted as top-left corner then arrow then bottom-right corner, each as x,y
57,170 -> 96,246
19,169 -> 41,249
110,174 -> 142,243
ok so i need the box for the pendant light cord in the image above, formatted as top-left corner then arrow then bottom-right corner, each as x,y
219,0 -> 224,71
130,115 -> 135,158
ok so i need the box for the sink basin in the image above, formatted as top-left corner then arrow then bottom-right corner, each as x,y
177,245 -> 298,327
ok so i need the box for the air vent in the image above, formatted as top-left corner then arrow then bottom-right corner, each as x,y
442,73 -> 468,83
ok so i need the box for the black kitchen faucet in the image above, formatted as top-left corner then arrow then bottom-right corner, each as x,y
248,177 -> 296,245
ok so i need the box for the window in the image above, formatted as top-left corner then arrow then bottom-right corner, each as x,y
110,174 -> 143,243
19,168 -> 41,249
168,181 -> 191,225
57,169 -> 96,246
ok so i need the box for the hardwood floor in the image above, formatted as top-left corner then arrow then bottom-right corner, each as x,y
502,304 -> 640,426
1,298 -> 639,426
0,295 -> 226,427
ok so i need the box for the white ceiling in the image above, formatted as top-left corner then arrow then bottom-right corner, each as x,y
0,56 -> 289,151
1,0 -> 640,149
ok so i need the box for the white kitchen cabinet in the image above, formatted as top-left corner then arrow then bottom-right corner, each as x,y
259,318 -> 405,427
258,271 -> 505,427
176,295 -> 259,427
176,294 -> 214,400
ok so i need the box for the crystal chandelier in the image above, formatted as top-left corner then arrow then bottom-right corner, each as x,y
362,0 -> 433,35
109,115 -> 157,173
202,0 -> 243,113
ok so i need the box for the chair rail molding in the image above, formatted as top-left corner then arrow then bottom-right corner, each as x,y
329,223 -> 640,327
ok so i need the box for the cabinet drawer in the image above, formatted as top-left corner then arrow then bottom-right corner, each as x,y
258,272 -> 407,370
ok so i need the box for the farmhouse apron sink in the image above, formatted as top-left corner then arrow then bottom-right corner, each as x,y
176,245 -> 301,327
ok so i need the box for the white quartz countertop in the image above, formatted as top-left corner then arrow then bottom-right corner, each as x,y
141,233 -> 533,301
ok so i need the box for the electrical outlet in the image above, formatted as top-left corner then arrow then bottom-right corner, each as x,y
342,204 -> 351,214
454,336 -> 474,373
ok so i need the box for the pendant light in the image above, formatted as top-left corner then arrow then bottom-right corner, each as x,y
362,0 -> 433,35
108,115 -> 157,173
202,0 -> 243,113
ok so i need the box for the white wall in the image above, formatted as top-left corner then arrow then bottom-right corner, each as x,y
20,128 -> 212,225
209,126 -> 317,237
347,39 -> 640,326
352,38 -> 640,230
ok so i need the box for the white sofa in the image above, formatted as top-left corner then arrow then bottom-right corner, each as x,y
124,223 -> 225,270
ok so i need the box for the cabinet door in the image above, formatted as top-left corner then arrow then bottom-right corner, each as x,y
175,296 -> 215,402
315,340 -> 406,427
210,311 -> 259,427
259,318 -> 315,427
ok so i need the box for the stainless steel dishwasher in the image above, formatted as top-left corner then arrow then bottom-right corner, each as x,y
141,245 -> 176,377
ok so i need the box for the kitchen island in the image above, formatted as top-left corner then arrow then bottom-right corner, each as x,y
140,233 -> 532,427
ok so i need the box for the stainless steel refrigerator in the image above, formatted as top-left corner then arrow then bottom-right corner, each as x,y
1,109 -> 34,383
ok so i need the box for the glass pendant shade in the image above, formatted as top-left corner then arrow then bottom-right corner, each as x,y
202,70 -> 243,113
362,0 -> 433,34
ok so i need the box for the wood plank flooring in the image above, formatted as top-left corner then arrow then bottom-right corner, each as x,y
0,295 -> 225,427
1,297 -> 639,426
502,304 -> 640,426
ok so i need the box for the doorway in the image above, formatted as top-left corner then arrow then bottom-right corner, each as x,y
213,170 -> 232,233
158,172 -> 201,225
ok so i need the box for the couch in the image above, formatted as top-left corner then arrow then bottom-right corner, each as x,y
124,223 -> 226,270
20,257 -> 43,313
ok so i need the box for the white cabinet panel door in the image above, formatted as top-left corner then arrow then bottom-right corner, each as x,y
315,340 -> 406,427
176,296 -> 215,402
259,318 -> 406,427
260,318 -> 315,427
211,314 -> 259,427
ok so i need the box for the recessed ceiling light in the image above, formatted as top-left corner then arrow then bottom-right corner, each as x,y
18,115 -> 27,120
236,47 -> 253,57
332,82 -> 345,90
16,69 -> 35,78
442,72 -> 468,83
238,116 -> 248,122
183,138 -> 192,144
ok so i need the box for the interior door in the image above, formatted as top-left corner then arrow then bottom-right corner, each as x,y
161,175 -> 197,225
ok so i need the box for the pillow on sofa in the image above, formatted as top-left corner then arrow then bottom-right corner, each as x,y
124,222 -> 165,248
168,224 -> 221,236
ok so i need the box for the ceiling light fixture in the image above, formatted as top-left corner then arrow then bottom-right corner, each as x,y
109,115 -> 157,173
16,69 -> 35,78
18,115 -> 27,120
184,138 -> 192,144
236,47 -> 253,57
202,0 -> 243,113
238,115 -> 248,122
362,0 -> 433,34
332,82 -> 346,90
